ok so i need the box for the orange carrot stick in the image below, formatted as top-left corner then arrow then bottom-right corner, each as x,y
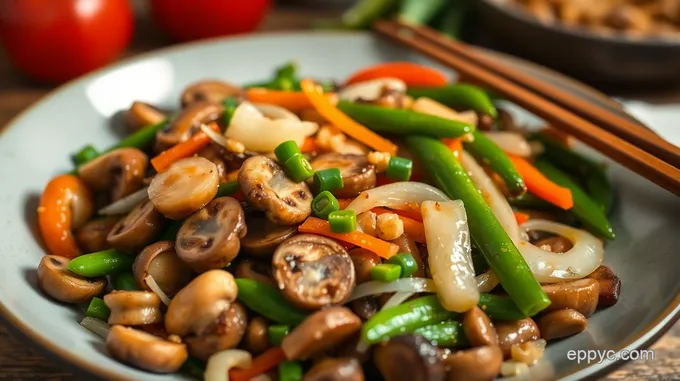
345,62 -> 448,87
337,198 -> 353,210
442,138 -> 463,159
509,156 -> 574,210
229,347 -> 286,381
150,123 -> 220,172
246,88 -> 338,113
301,136 -> 318,153
298,217 -> 399,259
372,208 -> 426,243
514,211 -> 530,225
300,79 -> 398,155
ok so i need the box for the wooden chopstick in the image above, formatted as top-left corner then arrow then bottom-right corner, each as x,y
394,21 -> 680,169
374,20 -> 680,197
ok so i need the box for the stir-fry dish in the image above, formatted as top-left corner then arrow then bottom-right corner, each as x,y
507,0 -> 680,38
35,61 -> 622,381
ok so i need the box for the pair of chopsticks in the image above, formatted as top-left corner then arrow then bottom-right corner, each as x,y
374,20 -> 680,197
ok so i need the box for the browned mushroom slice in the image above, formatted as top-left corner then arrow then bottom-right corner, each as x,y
350,297 -> 379,320
180,80 -> 243,108
303,357 -> 364,381
75,216 -> 120,253
273,234 -> 355,310
185,302 -> 248,361
495,318 -> 540,358
155,101 -> 223,152
241,211 -> 297,256
243,316 -> 270,355
536,308 -> 587,342
239,156 -> 312,225
37,255 -> 106,304
107,199 -> 166,254
309,153 -> 376,198
461,306 -> 498,347
444,345 -> 503,381
124,101 -> 167,132
374,334 -> 445,381
78,148 -> 147,202
234,258 -> 275,286
134,241 -> 193,297
104,290 -> 163,325
281,307 -> 362,360
106,325 -> 188,374
176,197 -> 246,273
586,265 -> 621,307
349,248 -> 382,284
542,278 -> 600,317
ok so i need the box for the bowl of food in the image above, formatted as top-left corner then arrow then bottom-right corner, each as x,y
0,31 -> 679,381
476,0 -> 680,86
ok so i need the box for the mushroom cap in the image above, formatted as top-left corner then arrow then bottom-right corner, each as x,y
444,345 -> 503,381
243,316 -> 270,355
536,308 -> 587,342
309,153 -> 376,198
234,258 -> 275,287
180,80 -> 243,107
348,248 -> 382,284
374,334 -> 446,381
542,278 -> 600,317
176,196 -> 247,272
75,216 -> 120,254
303,357 -> 364,381
165,269 -> 237,337
106,325 -> 188,374
104,291 -> 163,326
77,148 -> 148,202
495,318 -> 540,358
134,241 -> 193,297
461,306 -> 498,347
124,101 -> 167,133
240,211 -> 297,256
155,101 -> 223,152
37,255 -> 106,304
185,301 -> 248,361
107,199 -> 166,254
586,265 -> 621,307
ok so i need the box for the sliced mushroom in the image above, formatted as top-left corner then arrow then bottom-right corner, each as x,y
281,307 -> 362,360
234,258 -> 275,286
587,265 -> 621,307
534,236 -> 573,253
185,301 -> 248,361
243,316 -> 270,355
374,334 -> 445,381
124,101 -> 167,132
78,148 -> 147,202
542,278 -> 600,317
349,248 -> 382,284
461,306 -> 498,347
106,325 -> 188,374
350,297 -> 379,320
444,345 -> 503,381
239,156 -> 312,225
107,199 -> 166,254
273,234 -> 355,310
303,357 -> 364,381
37,255 -> 106,304
133,241 -> 193,297
176,197 -> 246,272
309,153 -> 376,198
75,216 -> 120,253
197,145 -> 229,183
148,157 -> 220,220
240,211 -> 297,256
180,80 -> 243,108
104,290 -> 163,326
537,309 -> 587,342
495,318 -> 540,358
155,101 -> 223,152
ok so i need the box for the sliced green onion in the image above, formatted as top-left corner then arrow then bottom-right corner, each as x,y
278,361 -> 303,381
386,156 -> 413,181
86,297 -> 110,321
223,97 -> 239,127
371,263 -> 402,282
274,140 -> 302,164
215,180 -> 240,198
388,252 -> 418,278
283,155 -> 315,183
313,168 -> 344,192
268,325 -> 290,346
328,210 -> 356,233
72,145 -> 100,166
312,191 -> 340,219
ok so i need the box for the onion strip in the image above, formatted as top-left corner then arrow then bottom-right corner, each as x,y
144,274 -> 171,306
345,182 -> 449,216
338,78 -> 406,102
205,349 -> 252,381
347,278 -> 436,302
200,123 -> 230,149
98,187 -> 149,215
483,131 -> 532,157
476,270 -> 500,293
80,317 -> 111,339
381,292 -> 416,311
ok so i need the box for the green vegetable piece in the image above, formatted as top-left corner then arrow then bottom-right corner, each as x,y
508,193 -> 555,210
464,130 -> 526,196
432,0 -> 470,39
223,97 -> 239,127
337,100 -> 474,138
180,357 -> 206,379
215,180 -> 240,199
313,168 -> 344,192
268,325 -> 290,346
275,62 -> 298,83
386,156 -> 413,181
387,252 -> 418,278
72,145 -> 100,167
478,293 -> 528,321
328,210 -> 357,233
275,140 -> 302,164
371,263 -> 402,282
86,297 -> 111,321
235,278 -> 308,326
399,0 -> 448,25
405,136 -> 550,317
534,159 -> 615,240
284,154 -> 315,183
278,361 -> 303,381
342,0 -> 401,29
312,191 -> 340,220
67,249 -> 134,278
407,84 -> 498,117
111,271 -> 140,291
471,248 -> 489,275
414,320 -> 469,347
111,118 -> 170,151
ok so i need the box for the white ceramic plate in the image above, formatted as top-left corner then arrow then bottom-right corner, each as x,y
1,32 -> 679,381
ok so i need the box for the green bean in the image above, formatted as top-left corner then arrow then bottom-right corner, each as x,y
341,0 -> 401,29
72,145 -> 100,166
405,136 -> 550,316
508,193 -> 555,210
464,130 -> 526,196
86,297 -> 111,321
337,100 -> 474,138
215,180 -> 240,198
414,320 -> 468,347
235,278 -> 308,326
111,271 -> 140,291
407,84 -> 498,117
478,293 -> 527,321
110,118 -> 170,151
399,0 -> 448,25
67,249 -> 134,277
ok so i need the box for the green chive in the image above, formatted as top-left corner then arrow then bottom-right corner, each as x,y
328,210 -> 356,233
274,140 -> 302,164
268,325 -> 290,346
371,263 -> 402,282
223,97 -> 239,127
386,156 -> 413,181
215,180 -> 240,198
284,155 -> 315,183
313,168 -> 344,192
278,361 -> 303,381
86,297 -> 111,321
72,145 -> 100,167
312,191 -> 340,219
387,252 -> 418,278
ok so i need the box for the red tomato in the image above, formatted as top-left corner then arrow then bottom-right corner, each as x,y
0,0 -> 134,84
150,0 -> 272,42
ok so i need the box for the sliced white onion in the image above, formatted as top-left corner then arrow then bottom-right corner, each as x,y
460,151 -> 520,242
254,103 -> 300,121
98,187 -> 149,215
483,131 -> 532,157
226,101 -> 318,152
501,360 -> 530,377
144,274 -> 171,306
345,182 -> 449,216
339,78 -> 406,102
517,219 -> 604,283
80,317 -> 111,339
201,123 -> 230,149
348,278 -> 436,302
204,349 -> 252,381
381,292 -> 416,311
411,97 -> 478,126
422,200 -> 479,313
476,270 -> 500,293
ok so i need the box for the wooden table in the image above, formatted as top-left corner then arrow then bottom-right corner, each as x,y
1,7 -> 678,381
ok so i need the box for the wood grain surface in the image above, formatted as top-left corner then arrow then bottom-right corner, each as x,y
0,7 -> 678,381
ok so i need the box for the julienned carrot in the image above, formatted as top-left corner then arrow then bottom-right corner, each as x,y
150,123 -> 220,172
300,79 -> 398,155
246,88 -> 338,113
372,208 -> 426,243
337,198 -> 353,209
298,217 -> 399,259
514,211 -> 530,225
38,175 -> 93,258
301,137 -> 319,153
442,138 -> 463,159
509,156 -> 574,210
228,347 -> 286,381
345,62 -> 448,87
